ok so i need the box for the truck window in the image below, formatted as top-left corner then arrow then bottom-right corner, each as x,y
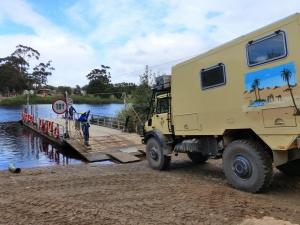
200,63 -> 226,90
156,97 -> 169,114
247,31 -> 287,67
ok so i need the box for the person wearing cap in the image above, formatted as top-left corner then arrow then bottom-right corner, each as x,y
78,110 -> 90,146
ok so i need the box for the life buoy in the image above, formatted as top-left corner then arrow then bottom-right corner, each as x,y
53,127 -> 60,139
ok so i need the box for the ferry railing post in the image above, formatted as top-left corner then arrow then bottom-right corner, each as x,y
65,91 -> 69,138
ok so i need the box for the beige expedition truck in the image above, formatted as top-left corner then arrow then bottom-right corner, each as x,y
143,14 -> 300,192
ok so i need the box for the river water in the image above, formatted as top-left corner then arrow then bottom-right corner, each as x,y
0,104 -> 124,170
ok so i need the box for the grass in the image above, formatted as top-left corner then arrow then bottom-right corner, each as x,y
0,94 -> 123,106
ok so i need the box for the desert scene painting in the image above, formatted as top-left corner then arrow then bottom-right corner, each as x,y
243,62 -> 300,112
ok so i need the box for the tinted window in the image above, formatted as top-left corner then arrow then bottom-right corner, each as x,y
201,64 -> 226,90
156,98 -> 169,114
247,31 -> 287,66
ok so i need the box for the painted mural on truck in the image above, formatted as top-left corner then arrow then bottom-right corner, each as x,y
243,62 -> 300,111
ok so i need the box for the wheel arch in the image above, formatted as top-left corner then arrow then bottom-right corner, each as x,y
223,129 -> 273,161
144,130 -> 172,155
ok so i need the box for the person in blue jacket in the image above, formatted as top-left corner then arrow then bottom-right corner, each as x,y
68,106 -> 76,120
78,110 -> 90,146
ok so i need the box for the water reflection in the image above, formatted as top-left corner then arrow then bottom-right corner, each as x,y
0,103 -> 123,169
0,122 -> 83,170
0,103 -> 124,123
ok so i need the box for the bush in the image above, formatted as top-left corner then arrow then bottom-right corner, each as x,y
118,105 -> 148,133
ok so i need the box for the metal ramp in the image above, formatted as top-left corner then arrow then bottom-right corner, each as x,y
65,134 -> 144,163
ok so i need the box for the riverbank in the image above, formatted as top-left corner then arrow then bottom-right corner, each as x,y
0,95 -> 123,106
0,156 -> 299,225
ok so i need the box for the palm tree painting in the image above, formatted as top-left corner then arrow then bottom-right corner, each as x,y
252,78 -> 261,100
251,83 -> 258,101
281,68 -> 300,114
244,62 -> 297,109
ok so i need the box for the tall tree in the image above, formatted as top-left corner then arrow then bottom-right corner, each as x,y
281,68 -> 300,114
86,65 -> 112,94
131,65 -> 154,121
0,45 -> 53,94
0,45 -> 40,93
86,65 -> 111,81
11,44 -> 40,75
31,61 -> 54,88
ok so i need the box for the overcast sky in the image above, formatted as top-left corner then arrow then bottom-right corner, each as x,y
0,0 -> 300,87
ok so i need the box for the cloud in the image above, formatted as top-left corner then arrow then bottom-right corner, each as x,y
0,0 -> 98,87
64,0 -> 300,84
107,32 -> 218,82
1,0 -> 300,86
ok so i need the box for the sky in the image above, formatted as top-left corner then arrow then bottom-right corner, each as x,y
0,0 -> 300,87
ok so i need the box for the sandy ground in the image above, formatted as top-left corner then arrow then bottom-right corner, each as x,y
0,155 -> 300,225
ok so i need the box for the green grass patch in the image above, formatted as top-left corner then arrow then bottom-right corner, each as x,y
0,95 -> 123,106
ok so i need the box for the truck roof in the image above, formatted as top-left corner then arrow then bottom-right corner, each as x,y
173,13 -> 300,70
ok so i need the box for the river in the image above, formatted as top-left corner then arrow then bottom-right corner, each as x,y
0,104 -> 124,170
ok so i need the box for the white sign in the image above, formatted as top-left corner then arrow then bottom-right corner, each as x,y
52,100 -> 67,114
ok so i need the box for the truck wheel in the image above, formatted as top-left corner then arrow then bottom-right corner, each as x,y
277,159 -> 300,176
146,138 -> 171,170
187,152 -> 208,164
222,140 -> 273,193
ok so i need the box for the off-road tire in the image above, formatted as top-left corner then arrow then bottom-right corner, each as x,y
277,159 -> 300,176
187,152 -> 208,164
222,140 -> 273,193
146,138 -> 171,170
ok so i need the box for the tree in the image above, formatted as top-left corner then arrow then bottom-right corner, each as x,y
86,65 -> 112,94
0,45 -> 53,94
0,61 -> 27,94
113,82 -> 137,95
31,61 -> 54,88
74,85 -> 82,95
131,65 -> 154,121
57,86 -> 72,95
11,44 -> 40,74
281,68 -> 300,114
12,44 -> 40,60
86,65 -> 111,81
0,45 -> 38,94
117,65 -> 157,133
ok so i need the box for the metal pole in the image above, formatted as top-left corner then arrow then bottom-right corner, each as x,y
35,105 -> 38,125
26,93 -> 29,113
65,91 -> 69,138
